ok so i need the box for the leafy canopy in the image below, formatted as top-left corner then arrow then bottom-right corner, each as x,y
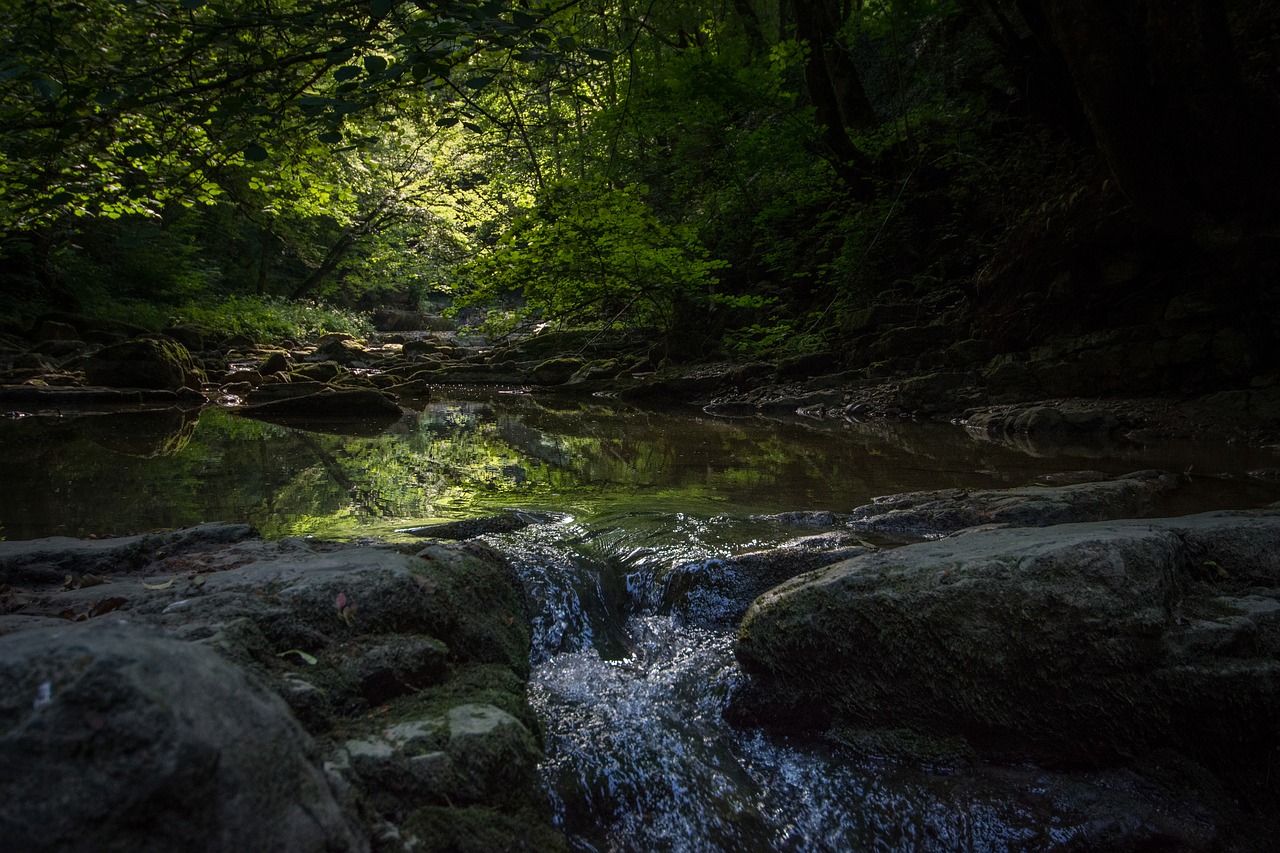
462,177 -> 726,333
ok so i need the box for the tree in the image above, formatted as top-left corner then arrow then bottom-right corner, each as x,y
0,0 -> 558,231
461,177 -> 725,334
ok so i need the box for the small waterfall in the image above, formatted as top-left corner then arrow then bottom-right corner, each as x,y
489,513 -> 1089,852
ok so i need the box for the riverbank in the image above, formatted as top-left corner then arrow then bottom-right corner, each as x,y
3,315 -> 1278,453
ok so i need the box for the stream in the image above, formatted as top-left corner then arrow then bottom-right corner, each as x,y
3,389 -> 1279,849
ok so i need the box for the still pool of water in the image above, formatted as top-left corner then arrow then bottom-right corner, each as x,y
1,388 -> 1275,541
3,389 -> 1278,850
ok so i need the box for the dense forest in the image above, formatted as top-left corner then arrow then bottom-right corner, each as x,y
2,0 -> 1278,381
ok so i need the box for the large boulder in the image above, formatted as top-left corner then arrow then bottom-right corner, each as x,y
84,338 -> 205,390
0,529 -> 562,852
731,510 -> 1280,797
0,620 -> 363,852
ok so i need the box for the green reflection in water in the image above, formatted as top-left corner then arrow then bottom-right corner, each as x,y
2,391 -> 1278,542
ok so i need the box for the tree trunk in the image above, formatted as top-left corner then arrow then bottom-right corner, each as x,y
790,0 -> 876,194
289,230 -> 357,300
732,0 -> 767,55
256,225 -> 273,296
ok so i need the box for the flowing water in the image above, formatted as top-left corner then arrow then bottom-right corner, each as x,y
3,389 -> 1279,849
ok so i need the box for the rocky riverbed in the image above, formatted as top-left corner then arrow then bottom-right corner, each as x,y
0,526 -> 563,852
3,313 -> 1279,452
3,471 -> 1279,849
3,314 -> 1280,848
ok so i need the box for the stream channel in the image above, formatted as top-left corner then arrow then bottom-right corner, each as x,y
3,388 -> 1279,850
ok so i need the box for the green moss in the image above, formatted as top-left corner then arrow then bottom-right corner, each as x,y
413,543 -> 532,677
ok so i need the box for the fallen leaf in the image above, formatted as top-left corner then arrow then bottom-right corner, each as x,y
87,597 -> 128,618
277,649 -> 319,665
143,578 -> 177,590
189,575 -> 207,588
79,573 -> 107,588
414,576 -> 439,594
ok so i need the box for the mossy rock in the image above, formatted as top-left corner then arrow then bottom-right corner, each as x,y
731,511 -> 1280,797
291,360 -> 343,382
532,357 -> 585,385
84,337 -> 206,390
413,542 -> 533,677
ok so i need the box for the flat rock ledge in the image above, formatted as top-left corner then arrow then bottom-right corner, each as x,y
729,509 -> 1280,846
0,525 -> 565,853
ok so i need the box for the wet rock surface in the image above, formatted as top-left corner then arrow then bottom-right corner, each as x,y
730,508 -> 1280,848
0,620 -> 362,853
653,531 -> 876,627
842,469 -> 1182,536
400,510 -> 568,541
0,526 -> 565,852
750,470 -> 1183,539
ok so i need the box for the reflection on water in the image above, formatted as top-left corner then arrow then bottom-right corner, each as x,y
1,389 -> 1277,541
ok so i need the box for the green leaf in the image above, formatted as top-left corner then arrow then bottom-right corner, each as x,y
318,130 -> 343,143
243,143 -> 269,162
582,47 -> 615,61
364,55 -> 388,74
462,121 -> 483,133
434,116 -> 460,128
370,0 -> 394,15
512,10 -> 538,27
180,0 -> 208,8
557,36 -> 576,51
333,65 -> 362,81
463,76 -> 492,91
0,62 -> 29,81
31,77 -> 62,100
49,192 -> 75,205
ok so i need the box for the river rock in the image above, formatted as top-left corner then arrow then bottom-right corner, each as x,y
966,404 -> 1118,437
655,532 -> 875,627
36,320 -> 80,342
84,338 -> 205,390
843,470 -> 1179,536
0,528 -> 562,851
161,323 -> 211,353
313,337 -> 369,365
243,380 -> 330,403
731,510 -> 1280,806
0,619 -> 363,852
259,350 -> 290,375
532,357 -> 584,385
401,510 -> 566,541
